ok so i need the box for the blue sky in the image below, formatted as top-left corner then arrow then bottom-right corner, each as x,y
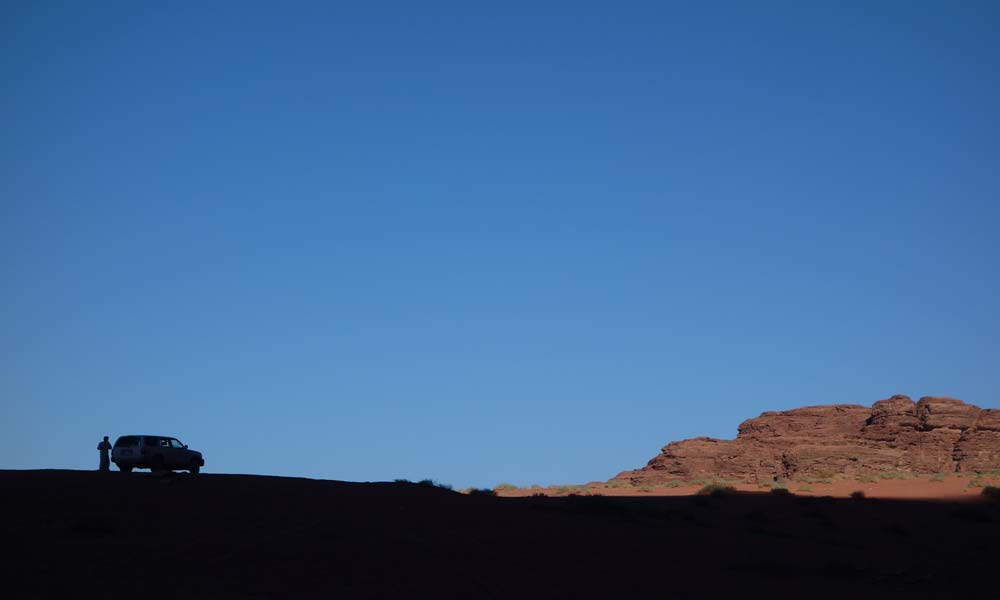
3,1 -> 998,488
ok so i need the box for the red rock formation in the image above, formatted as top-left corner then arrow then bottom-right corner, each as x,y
955,409 -> 1000,472
614,395 -> 1000,484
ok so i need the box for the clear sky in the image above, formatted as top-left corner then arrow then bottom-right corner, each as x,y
3,1 -> 998,489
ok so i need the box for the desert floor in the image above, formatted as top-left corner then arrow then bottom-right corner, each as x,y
497,472 -> 1000,499
2,469 -> 997,599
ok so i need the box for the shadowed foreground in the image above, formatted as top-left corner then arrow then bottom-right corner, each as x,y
1,470 -> 996,599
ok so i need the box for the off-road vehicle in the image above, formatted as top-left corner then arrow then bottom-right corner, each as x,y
111,435 -> 205,474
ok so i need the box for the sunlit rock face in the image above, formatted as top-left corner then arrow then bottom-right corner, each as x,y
614,395 -> 1000,484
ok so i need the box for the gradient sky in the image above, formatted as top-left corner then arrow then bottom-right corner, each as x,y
3,1 -> 999,489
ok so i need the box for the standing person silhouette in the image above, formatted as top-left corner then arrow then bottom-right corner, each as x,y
97,436 -> 112,471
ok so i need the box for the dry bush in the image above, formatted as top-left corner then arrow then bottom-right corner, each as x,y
697,484 -> 736,496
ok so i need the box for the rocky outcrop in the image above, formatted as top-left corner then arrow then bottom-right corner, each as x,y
614,395 -> 1000,484
955,409 -> 1000,472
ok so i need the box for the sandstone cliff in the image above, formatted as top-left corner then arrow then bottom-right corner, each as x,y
614,395 -> 1000,484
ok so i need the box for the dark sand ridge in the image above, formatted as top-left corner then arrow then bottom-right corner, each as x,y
2,470 -> 998,599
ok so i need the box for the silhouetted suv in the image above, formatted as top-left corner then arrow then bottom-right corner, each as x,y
112,435 -> 205,474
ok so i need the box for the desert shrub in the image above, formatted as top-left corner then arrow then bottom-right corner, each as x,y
796,484 -> 813,492
967,479 -> 987,489
770,487 -> 792,497
466,487 -> 496,497
813,469 -> 837,480
494,483 -> 518,492
417,479 -> 452,490
661,480 -> 684,488
850,491 -> 866,500
530,492 -> 546,497
553,485 -> 572,496
858,474 -> 878,483
530,484 -> 542,490
638,485 -> 654,493
697,484 -> 736,496
981,485 -> 1000,501
794,476 -> 832,484
930,473 -> 947,482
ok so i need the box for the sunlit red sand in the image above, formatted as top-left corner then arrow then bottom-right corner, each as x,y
495,473 -> 1000,499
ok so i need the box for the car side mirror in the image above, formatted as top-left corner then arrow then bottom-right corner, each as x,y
183,445 -> 188,449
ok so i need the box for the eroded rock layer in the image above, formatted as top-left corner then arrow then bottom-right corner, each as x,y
614,395 -> 1000,484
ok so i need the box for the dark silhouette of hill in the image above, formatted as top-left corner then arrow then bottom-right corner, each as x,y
1,470 -> 997,598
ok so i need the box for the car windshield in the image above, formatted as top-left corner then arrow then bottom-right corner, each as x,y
170,439 -> 184,449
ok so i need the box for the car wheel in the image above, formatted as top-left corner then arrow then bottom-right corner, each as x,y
119,465 -> 133,473
189,460 -> 200,475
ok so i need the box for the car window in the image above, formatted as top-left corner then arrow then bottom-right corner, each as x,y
170,439 -> 184,449
144,437 -> 160,446
114,436 -> 139,447
160,438 -> 171,448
